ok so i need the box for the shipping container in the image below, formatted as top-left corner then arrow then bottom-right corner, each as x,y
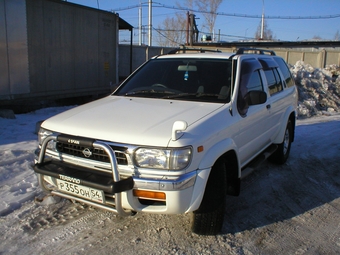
0,0 -> 132,112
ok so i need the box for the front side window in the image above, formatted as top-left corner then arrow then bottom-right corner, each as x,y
247,70 -> 264,92
237,59 -> 264,116
114,58 -> 232,103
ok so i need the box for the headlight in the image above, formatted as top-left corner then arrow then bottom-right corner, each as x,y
134,147 -> 192,170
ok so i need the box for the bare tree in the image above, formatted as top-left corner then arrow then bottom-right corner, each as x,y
155,14 -> 187,47
195,0 -> 223,34
154,0 -> 195,47
312,35 -> 322,40
254,19 -> 275,40
155,0 -> 224,46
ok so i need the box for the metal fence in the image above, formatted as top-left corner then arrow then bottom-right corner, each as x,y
118,45 -> 340,79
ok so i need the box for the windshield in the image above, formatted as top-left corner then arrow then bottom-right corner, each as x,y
114,58 -> 232,103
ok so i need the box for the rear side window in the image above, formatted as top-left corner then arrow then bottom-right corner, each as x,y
264,68 -> 283,95
274,57 -> 295,88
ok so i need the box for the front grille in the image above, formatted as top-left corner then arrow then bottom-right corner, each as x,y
56,142 -> 128,165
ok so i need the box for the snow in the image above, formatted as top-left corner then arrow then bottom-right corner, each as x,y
0,62 -> 340,254
292,61 -> 340,118
0,106 -> 74,216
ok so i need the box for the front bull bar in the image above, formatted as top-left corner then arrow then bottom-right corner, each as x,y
35,135 -> 133,216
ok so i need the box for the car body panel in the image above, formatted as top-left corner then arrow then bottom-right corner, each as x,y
42,96 -> 225,147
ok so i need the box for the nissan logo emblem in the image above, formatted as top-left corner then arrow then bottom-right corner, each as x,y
82,148 -> 92,158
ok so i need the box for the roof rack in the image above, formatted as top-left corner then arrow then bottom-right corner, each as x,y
235,48 -> 276,56
168,48 -> 222,54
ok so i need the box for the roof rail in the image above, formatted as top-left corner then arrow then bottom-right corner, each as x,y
168,47 -> 221,54
236,48 -> 276,56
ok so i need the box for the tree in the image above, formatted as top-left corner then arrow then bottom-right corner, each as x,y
155,0 -> 193,47
155,14 -> 187,47
254,19 -> 275,40
155,0 -> 224,46
312,35 -> 322,41
195,0 -> 223,34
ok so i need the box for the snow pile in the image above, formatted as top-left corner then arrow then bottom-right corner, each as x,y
291,61 -> 340,118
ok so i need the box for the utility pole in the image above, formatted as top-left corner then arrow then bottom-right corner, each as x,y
260,0 -> 264,39
148,0 -> 152,46
139,4 -> 142,45
186,11 -> 189,45
188,13 -> 199,45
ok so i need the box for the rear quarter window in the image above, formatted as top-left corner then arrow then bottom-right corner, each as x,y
274,57 -> 295,88
264,68 -> 283,95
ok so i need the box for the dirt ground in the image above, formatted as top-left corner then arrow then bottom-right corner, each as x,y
1,117 -> 340,255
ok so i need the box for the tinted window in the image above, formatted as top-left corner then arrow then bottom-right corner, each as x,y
264,68 -> 283,95
238,59 -> 264,116
238,58 -> 263,94
274,57 -> 295,87
114,58 -> 232,103
247,70 -> 264,92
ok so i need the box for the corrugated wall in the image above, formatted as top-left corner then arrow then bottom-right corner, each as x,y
0,0 -> 119,103
0,0 -> 30,98
26,0 -> 118,99
0,0 -> 9,96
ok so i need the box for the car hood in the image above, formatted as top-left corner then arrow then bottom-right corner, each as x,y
42,96 -> 224,146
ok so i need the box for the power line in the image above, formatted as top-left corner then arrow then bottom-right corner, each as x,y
112,2 -> 340,20
158,3 -> 340,20
153,27 -> 257,41
153,27 -> 187,32
153,27 -> 183,45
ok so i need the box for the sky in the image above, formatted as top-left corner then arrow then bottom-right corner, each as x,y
65,1 -> 340,45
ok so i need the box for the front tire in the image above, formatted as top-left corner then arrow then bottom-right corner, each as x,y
269,120 -> 293,165
191,159 -> 226,235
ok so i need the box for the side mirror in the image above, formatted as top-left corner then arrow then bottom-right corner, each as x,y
246,90 -> 267,105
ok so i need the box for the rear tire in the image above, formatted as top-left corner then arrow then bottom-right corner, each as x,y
269,120 -> 293,165
191,159 -> 226,235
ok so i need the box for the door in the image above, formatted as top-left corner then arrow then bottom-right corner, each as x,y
233,58 -> 271,165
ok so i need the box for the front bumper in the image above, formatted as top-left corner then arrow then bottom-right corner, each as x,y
34,134 -> 197,215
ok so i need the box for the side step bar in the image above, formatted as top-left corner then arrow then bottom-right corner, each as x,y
241,144 -> 278,179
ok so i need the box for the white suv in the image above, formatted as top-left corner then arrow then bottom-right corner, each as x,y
34,48 -> 297,235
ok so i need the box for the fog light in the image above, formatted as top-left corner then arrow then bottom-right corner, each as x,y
133,189 -> 166,201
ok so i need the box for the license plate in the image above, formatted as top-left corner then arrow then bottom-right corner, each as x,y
56,179 -> 105,203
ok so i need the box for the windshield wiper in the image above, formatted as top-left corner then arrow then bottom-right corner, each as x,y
163,93 -> 220,99
125,89 -> 176,96
163,93 -> 196,99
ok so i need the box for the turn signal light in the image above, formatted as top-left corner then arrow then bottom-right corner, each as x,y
133,189 -> 166,201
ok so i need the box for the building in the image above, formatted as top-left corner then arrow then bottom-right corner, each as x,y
1,0 -> 132,112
